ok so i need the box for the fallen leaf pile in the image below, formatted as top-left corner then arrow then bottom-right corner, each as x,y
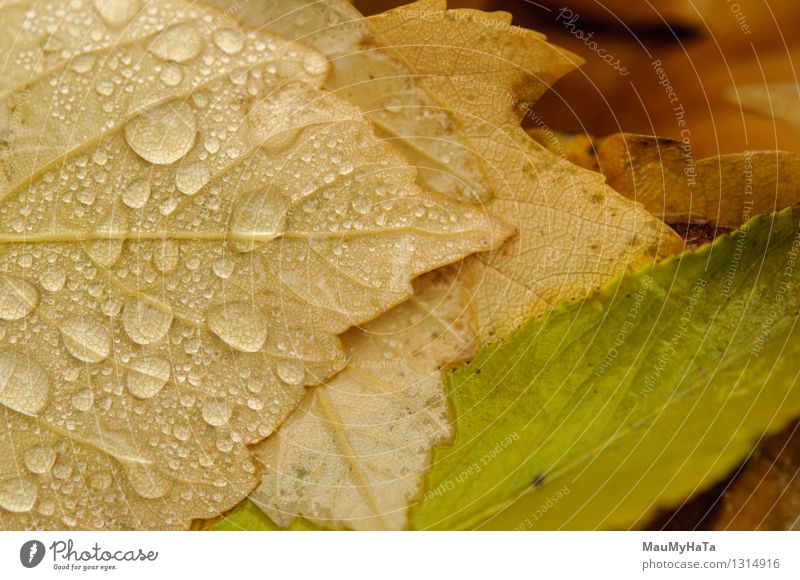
1,0 -> 798,531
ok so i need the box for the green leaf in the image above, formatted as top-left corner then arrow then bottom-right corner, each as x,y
412,206 -> 800,530
204,500 -> 321,531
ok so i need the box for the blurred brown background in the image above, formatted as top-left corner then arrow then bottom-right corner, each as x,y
355,0 -> 800,158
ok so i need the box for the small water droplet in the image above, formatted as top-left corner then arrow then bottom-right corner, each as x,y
202,398 -> 231,427
0,275 -> 39,320
127,356 -> 170,399
124,100 -> 196,165
213,27 -> 244,55
122,298 -> 173,345
60,315 -> 112,363
207,301 -> 267,352
175,161 -> 210,195
149,22 -> 204,63
24,445 -> 56,475
121,178 -> 150,209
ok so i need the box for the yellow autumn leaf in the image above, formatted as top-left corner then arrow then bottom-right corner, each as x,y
0,0 -> 510,530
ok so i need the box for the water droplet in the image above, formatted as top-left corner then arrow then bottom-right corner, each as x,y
121,178 -> 150,209
175,161 -> 210,195
38,267 -> 65,293
94,0 -> 142,28
149,22 -> 204,63
302,52 -> 328,77
212,257 -> 234,279
70,53 -> 96,74
159,62 -> 183,86
71,388 -> 93,412
0,275 -> 39,320
276,359 -> 305,386
60,315 -> 112,363
86,212 -> 128,268
149,240 -> 178,274
0,477 -> 37,512
127,356 -> 170,399
124,100 -> 196,165
24,445 -> 56,475
213,27 -> 244,55
125,464 -> 167,499
230,192 -> 288,252
201,398 -> 231,427
76,189 -> 96,205
0,351 -> 49,416
122,298 -> 173,345
95,80 -> 114,96
207,301 -> 267,352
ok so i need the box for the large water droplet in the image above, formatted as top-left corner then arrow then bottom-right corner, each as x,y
207,301 -> 267,352
175,161 -> 210,195
86,212 -> 128,268
0,477 -> 37,512
94,0 -> 142,28
148,22 -> 204,63
276,359 -> 305,386
0,275 -> 39,320
159,62 -> 183,87
60,315 -> 112,363
230,192 -> 288,252
0,351 -> 49,415
152,239 -> 180,273
124,100 -> 196,165
122,298 -> 173,345
39,266 -> 66,292
122,178 -> 151,209
125,464 -> 167,499
24,445 -> 56,475
201,398 -> 231,427
127,356 -> 170,399
213,27 -> 244,55
71,388 -> 93,412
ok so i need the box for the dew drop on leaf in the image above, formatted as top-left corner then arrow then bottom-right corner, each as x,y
24,445 -> 56,475
0,275 -> 39,320
124,100 -> 197,165
148,22 -> 204,63
0,351 -> 49,416
121,178 -> 151,209
127,356 -> 171,399
207,302 -> 267,352
60,315 -> 112,363
122,298 -> 173,346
